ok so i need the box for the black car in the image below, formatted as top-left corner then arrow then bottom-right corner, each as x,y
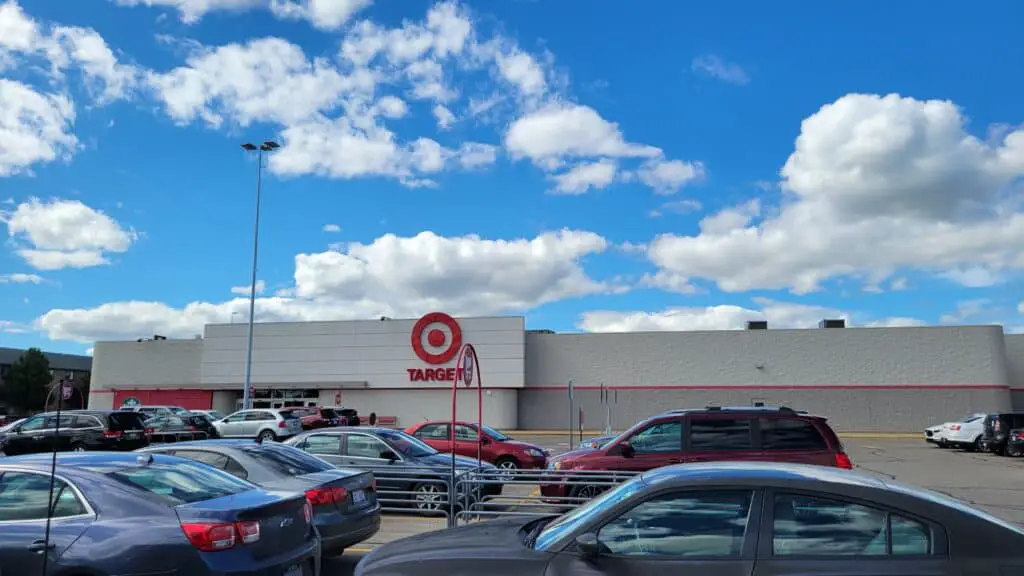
285,427 -> 503,513
980,412 -> 1024,455
355,461 -> 1024,576
138,439 -> 381,558
1007,428 -> 1024,457
143,415 -> 210,443
0,410 -> 149,455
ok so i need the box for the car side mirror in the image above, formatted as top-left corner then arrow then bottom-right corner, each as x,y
480,436 -> 491,445
610,442 -> 634,458
379,449 -> 399,462
575,533 -> 601,559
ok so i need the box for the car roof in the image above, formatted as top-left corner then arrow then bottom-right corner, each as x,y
3,451 -> 189,471
642,461 -> 887,490
290,426 -> 396,439
32,409 -> 140,417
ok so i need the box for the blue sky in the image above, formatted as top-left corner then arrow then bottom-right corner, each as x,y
1,0 -> 1023,355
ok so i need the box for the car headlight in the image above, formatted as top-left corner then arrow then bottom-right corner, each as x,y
547,461 -> 562,471
526,448 -> 544,457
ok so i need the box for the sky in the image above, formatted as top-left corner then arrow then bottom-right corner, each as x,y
1,0 -> 1023,357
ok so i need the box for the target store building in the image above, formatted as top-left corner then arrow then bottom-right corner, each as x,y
87,313 -> 1024,432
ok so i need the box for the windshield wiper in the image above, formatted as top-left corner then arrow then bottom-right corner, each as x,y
523,517 -> 552,549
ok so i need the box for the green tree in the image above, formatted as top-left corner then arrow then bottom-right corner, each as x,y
76,371 -> 91,409
2,348 -> 51,413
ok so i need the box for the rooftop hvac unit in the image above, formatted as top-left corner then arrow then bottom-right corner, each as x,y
818,319 -> 846,329
746,320 -> 768,330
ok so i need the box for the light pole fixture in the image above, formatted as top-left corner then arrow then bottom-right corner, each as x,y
239,139 -> 280,411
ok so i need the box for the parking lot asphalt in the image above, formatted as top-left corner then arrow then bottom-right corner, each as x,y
323,435 -> 1024,575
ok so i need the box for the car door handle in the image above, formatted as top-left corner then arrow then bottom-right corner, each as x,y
28,540 -> 55,553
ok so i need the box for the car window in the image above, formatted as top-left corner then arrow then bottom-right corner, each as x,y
454,424 -> 479,441
319,408 -> 337,419
416,423 -> 449,439
108,412 -> 147,430
73,416 -> 103,429
19,415 -> 49,431
482,425 -> 508,441
890,514 -> 931,555
534,475 -> 648,551
169,407 -> 191,416
629,420 -> 682,454
760,418 -> 827,451
224,412 -> 247,422
303,433 -> 341,455
241,443 -> 334,475
207,411 -> 223,420
0,472 -> 87,521
347,434 -> 393,459
376,429 -> 439,458
44,415 -> 75,429
773,494 -> 889,556
174,450 -> 230,470
597,490 -> 753,557
246,412 -> 274,421
106,460 -> 253,504
223,456 -> 249,480
689,418 -> 752,451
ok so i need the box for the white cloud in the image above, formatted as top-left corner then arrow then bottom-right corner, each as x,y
2,198 -> 137,270
230,279 -> 265,296
322,224 -> 341,232
549,159 -> 617,195
432,104 -> 456,129
650,199 -> 702,218
0,273 -> 43,283
35,229 -> 618,342
579,297 -> 920,332
633,158 -> 704,195
691,55 -> 749,85
0,79 -> 77,176
646,93 -> 1024,295
111,0 -> 373,29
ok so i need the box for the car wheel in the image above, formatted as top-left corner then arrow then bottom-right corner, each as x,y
495,457 -> 520,480
70,443 -> 87,452
570,482 -> 606,503
257,430 -> 276,442
412,482 -> 447,513
969,437 -> 982,452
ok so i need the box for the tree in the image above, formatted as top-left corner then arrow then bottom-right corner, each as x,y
2,348 -> 51,413
77,371 -> 91,409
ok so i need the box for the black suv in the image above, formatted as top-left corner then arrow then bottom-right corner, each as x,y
979,412 -> 1024,455
0,410 -> 149,455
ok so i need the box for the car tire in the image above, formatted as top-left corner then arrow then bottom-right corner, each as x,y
257,430 -> 277,442
495,456 -> 520,480
412,481 -> 447,514
969,437 -> 982,452
70,443 -> 87,452
569,481 -> 607,503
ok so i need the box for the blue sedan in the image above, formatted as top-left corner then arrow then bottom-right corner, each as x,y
0,452 -> 321,576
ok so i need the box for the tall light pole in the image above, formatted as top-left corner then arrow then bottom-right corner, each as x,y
240,140 -> 279,411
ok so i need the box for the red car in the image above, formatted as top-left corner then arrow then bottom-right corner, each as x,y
281,407 -> 341,430
404,421 -> 549,471
541,405 -> 851,500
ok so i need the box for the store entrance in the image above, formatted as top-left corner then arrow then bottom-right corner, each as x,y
237,388 -> 322,411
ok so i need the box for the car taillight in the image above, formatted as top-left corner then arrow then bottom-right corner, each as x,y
305,486 -> 348,506
278,420 -> 288,428
303,501 -> 312,524
143,428 -> 154,435
236,520 -> 260,544
181,523 -> 237,551
103,430 -> 123,438
950,424 -> 961,431
995,421 -> 1002,432
835,453 -> 853,469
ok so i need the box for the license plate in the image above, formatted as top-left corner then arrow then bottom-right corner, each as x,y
125,432 -> 140,439
283,563 -> 303,576
352,490 -> 366,504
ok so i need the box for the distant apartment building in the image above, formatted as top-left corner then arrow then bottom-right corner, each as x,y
0,347 -> 93,414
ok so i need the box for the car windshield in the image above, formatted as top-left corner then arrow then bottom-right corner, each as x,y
376,429 -> 438,457
320,408 -> 338,419
482,425 -> 508,441
241,443 -> 334,475
533,475 -> 646,551
108,412 -> 147,431
169,407 -> 191,416
206,411 -> 222,420
280,408 -> 310,418
106,460 -> 253,504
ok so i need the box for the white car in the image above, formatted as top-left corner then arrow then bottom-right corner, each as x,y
213,408 -> 303,441
924,413 -> 986,448
944,413 -> 989,451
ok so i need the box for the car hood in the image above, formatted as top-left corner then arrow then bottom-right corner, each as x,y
550,446 -> 599,464
359,516 -> 534,569
416,452 -> 497,470
499,439 -> 545,452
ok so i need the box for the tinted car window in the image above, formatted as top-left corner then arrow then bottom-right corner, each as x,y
108,412 -> 147,431
690,418 -> 752,451
891,514 -> 931,555
454,424 -> 478,441
174,450 -> 230,470
18,416 -> 48,431
598,490 -> 753,557
347,434 -> 392,459
760,418 -> 827,451
772,494 -> 887,556
107,460 -> 253,504
45,415 -> 74,429
319,408 -> 338,419
629,420 -> 682,454
0,472 -> 87,521
241,443 -> 334,475
417,424 -> 448,439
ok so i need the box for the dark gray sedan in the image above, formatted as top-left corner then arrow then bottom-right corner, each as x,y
355,461 -> 1024,576
284,427 -> 503,513
138,439 -> 380,557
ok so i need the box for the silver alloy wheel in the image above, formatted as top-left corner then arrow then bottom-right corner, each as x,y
258,430 -> 275,441
576,484 -> 603,499
496,459 -> 518,480
414,483 -> 444,511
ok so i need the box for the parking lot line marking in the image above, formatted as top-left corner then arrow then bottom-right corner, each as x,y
863,445 -> 883,450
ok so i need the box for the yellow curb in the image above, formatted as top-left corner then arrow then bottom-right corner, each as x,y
348,546 -> 375,553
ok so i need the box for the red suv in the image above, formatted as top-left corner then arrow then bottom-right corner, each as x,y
404,421 -> 549,472
541,405 -> 851,500
281,407 -> 341,430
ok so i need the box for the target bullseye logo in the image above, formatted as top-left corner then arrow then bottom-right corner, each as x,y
411,312 -> 463,365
